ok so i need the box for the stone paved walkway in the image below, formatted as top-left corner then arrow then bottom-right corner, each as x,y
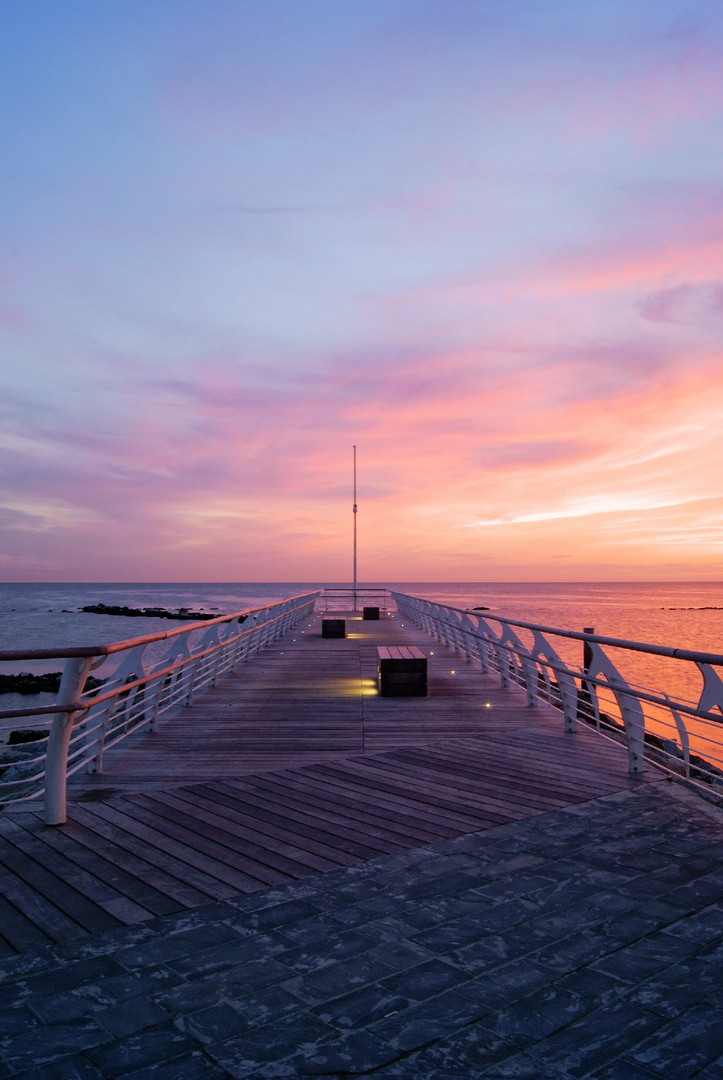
1,781 -> 722,1079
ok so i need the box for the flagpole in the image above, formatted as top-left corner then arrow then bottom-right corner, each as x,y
352,444 -> 358,613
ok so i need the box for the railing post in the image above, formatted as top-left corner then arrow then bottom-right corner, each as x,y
497,646 -> 509,687
618,689 -> 645,776
559,673 -> 578,732
45,656 -> 93,825
186,658 -> 200,704
522,657 -> 537,706
577,627 -> 594,722
86,700 -> 116,774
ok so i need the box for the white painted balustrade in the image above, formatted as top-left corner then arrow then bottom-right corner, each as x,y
0,593 -> 319,823
392,592 -> 723,798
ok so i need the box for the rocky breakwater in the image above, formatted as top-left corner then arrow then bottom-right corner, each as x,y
80,603 -> 218,620
0,728 -> 48,802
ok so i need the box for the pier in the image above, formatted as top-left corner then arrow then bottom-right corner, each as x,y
1,596 -> 723,1077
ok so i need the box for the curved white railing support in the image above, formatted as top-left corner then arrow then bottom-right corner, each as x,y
45,656 -> 94,825
697,663 -> 723,716
391,591 -> 723,791
559,675 -> 580,734
616,687 -> 646,775
667,697 -> 691,779
85,699 -> 116,775
494,623 -> 529,694
105,642 -> 150,686
529,629 -> 578,731
472,615 -> 494,674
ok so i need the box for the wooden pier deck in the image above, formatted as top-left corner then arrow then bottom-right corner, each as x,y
0,608 -> 658,956
4,607 -> 723,1078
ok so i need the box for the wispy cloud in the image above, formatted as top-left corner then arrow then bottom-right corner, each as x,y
637,281 -> 723,325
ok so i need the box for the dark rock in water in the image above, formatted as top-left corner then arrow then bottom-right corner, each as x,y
0,672 -> 63,695
7,729 -> 48,745
0,672 -> 106,696
473,605 -> 490,611
665,606 -> 723,611
80,603 -> 216,621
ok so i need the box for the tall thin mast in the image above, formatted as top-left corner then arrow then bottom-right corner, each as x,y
352,444 -> 358,613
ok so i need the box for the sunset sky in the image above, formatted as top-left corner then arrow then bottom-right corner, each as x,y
2,0 -> 722,582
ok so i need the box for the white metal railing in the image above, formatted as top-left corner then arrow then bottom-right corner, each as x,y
318,587 -> 393,612
392,592 -> 723,800
0,592 -> 319,822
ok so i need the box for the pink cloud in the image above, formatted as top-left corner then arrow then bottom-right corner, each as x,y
637,281 -> 723,325
3,298 -> 723,582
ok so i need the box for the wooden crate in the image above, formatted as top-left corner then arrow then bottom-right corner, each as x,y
363,606 -> 380,620
322,619 -> 346,638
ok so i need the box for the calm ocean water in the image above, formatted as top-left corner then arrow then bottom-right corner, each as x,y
1,580 -> 721,653
1,582 -> 721,720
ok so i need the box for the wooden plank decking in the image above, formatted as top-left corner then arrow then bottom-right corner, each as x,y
0,608 -> 663,956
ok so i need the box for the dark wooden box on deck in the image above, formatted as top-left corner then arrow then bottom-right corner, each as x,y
363,606 -> 380,620
377,645 -> 427,696
322,619 -> 346,639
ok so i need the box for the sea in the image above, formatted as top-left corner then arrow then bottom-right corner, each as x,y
1,582 -> 722,738
1,580 -> 722,653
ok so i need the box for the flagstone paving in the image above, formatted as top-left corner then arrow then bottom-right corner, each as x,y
1,781 -> 722,1078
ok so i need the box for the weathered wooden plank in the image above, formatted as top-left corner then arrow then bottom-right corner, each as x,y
10,815 -> 187,920
237,762 -> 485,834
0,816 -> 155,927
222,772 -> 451,843
117,794 -> 293,888
132,783 -> 394,862
216,773 -> 430,848
226,773 -> 459,838
300,760 -> 497,829
73,801 -> 252,899
354,751 -> 566,815
182,781 -> 391,861
0,839 -> 116,940
0,890 -> 56,954
64,805 -> 216,909
392,743 -> 623,804
142,787 -> 349,874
